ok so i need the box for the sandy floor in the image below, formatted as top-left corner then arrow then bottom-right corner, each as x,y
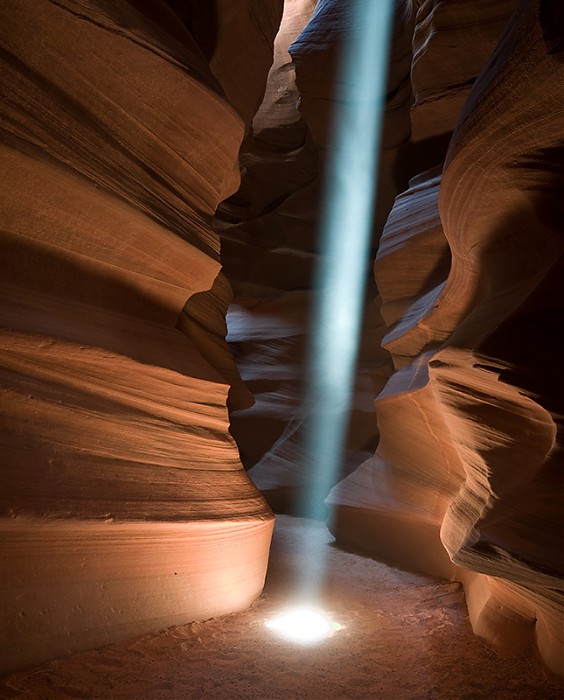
1,515 -> 562,699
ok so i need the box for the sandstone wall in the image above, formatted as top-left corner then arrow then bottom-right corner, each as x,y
327,0 -> 564,678
0,0 -> 279,674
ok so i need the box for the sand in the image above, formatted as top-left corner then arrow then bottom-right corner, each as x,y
1,515 -> 561,700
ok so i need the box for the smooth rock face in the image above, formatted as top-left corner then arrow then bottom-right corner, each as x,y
0,0 -> 275,674
328,0 -> 564,679
375,167 -> 450,360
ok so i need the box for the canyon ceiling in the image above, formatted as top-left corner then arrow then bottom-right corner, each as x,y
1,0 -> 563,682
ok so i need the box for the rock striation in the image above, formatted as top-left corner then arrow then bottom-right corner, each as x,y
328,0 -> 564,679
0,0 -> 277,674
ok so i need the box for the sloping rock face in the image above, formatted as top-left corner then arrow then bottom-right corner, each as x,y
328,0 -> 564,678
0,0 -> 279,674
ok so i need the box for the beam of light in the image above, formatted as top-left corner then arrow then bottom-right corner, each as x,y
265,607 -> 342,644
295,0 -> 394,599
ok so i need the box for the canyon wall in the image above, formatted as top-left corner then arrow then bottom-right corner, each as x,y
0,0 -> 281,674
327,0 -> 564,678
219,1 -> 563,679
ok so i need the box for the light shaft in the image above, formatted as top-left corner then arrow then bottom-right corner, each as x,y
298,0 -> 394,593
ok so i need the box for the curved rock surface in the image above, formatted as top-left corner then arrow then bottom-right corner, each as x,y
0,0 -> 274,674
411,0 -> 518,143
328,0 -> 563,678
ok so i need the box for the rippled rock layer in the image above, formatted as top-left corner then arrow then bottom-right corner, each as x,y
328,0 -> 563,678
0,0 -> 276,674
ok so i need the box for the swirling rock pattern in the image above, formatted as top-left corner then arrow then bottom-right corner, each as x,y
0,0 -> 275,674
328,0 -> 564,678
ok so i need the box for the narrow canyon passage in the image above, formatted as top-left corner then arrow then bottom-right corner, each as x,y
1,516 -> 560,700
1,0 -> 563,688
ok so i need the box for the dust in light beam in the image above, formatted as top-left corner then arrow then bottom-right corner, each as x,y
267,0 -> 394,640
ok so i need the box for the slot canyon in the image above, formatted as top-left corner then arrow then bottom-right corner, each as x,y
0,0 -> 563,697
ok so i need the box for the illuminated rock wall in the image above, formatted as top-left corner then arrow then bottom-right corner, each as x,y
0,0 -> 279,674
328,0 -> 564,678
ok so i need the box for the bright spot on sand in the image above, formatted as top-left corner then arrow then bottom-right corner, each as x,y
266,607 -> 342,644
